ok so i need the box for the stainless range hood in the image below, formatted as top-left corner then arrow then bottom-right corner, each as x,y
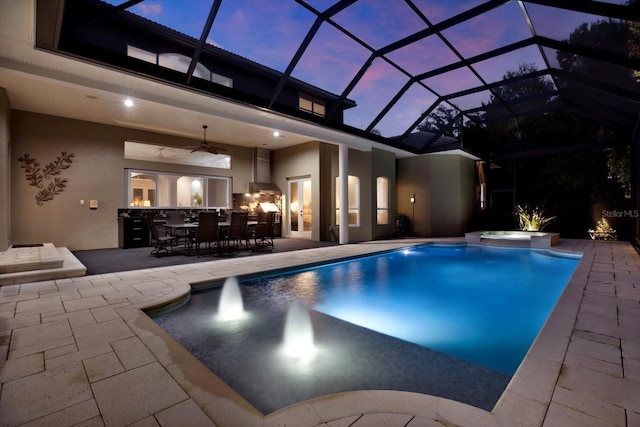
249,147 -> 281,194
248,181 -> 281,194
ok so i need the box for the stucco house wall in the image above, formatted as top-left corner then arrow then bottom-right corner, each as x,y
271,141 -> 322,241
397,155 -> 432,237
11,111 -> 125,249
429,154 -> 476,237
273,143 -> 398,243
7,109 -> 410,250
371,148 -> 397,241
0,89 -> 10,251
397,153 -> 476,237
9,110 -> 252,250
345,148 -> 373,243
325,146 -> 397,243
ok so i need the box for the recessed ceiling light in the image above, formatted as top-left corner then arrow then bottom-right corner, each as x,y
124,98 -> 134,107
273,131 -> 280,137
86,95 -> 98,100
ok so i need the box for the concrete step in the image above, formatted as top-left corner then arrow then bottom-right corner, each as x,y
0,243 -> 64,273
0,244 -> 86,286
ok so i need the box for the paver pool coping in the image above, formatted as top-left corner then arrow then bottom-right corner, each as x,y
1,238 -> 638,426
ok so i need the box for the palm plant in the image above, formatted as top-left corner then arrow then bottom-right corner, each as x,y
515,205 -> 556,231
596,217 -> 615,233
592,217 -> 615,234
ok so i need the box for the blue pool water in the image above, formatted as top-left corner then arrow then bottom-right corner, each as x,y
246,244 -> 580,375
151,243 -> 581,413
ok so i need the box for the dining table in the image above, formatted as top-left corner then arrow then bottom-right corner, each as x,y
163,220 -> 258,255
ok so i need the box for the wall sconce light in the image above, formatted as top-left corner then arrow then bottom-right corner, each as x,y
410,194 -> 416,236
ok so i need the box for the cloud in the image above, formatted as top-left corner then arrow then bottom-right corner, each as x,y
136,3 -> 163,16
331,1 -> 425,49
442,2 -> 530,58
423,66 -> 482,96
291,25 -> 371,94
207,1 -> 314,72
415,0 -> 478,25
385,36 -> 459,77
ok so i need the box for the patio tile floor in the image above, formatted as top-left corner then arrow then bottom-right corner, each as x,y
0,238 -> 638,426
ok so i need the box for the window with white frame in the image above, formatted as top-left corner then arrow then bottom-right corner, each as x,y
335,175 -> 360,226
124,141 -> 231,169
376,176 -> 389,225
127,170 -> 230,209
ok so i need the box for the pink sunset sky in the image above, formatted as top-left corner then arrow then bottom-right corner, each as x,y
109,0 -> 613,137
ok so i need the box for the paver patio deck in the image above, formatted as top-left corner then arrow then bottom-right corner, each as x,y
0,238 -> 638,426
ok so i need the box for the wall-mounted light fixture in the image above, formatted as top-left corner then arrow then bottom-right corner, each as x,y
410,194 -> 416,236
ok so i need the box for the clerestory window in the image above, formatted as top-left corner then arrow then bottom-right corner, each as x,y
299,93 -> 326,117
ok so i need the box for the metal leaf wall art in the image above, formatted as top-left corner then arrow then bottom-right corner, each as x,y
18,152 -> 75,205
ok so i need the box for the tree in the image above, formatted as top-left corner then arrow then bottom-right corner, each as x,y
555,15 -> 636,201
478,63 -> 565,156
557,19 -> 632,85
418,104 -> 461,138
470,59 -> 630,236
605,144 -> 631,199
630,20 -> 640,82
486,63 -> 555,106
425,11 -> 636,237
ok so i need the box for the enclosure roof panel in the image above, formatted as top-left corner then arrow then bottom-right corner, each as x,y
47,0 -> 640,154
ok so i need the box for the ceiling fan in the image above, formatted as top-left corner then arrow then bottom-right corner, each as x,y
183,125 -> 227,155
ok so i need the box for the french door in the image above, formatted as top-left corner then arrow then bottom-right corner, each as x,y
288,178 -> 312,239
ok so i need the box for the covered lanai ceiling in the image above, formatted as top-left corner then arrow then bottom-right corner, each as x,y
39,0 -> 640,155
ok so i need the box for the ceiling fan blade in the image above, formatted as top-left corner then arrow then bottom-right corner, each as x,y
181,145 -> 200,151
182,126 -> 226,154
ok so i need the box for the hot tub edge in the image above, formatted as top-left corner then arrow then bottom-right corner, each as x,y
465,231 -> 560,248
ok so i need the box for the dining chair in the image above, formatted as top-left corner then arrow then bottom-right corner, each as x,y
224,211 -> 249,251
191,211 -> 219,256
146,212 -> 176,256
165,211 -> 188,247
253,211 -> 275,251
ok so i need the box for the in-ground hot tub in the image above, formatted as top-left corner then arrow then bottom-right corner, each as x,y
465,230 -> 560,248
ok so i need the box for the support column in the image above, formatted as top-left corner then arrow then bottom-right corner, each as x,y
0,88 -> 10,251
339,144 -> 349,244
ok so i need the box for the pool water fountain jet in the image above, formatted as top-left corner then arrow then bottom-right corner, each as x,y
217,276 -> 244,321
282,300 -> 315,358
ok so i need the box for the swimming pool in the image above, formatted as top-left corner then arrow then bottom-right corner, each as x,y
311,244 -> 580,374
151,243 -> 580,413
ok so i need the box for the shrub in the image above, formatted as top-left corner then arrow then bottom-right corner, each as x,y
515,205 -> 556,231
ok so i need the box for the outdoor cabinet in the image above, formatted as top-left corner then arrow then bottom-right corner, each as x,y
118,217 -> 150,248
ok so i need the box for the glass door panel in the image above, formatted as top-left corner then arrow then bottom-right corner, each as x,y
302,179 -> 312,232
289,178 -> 311,238
290,181 -> 299,233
